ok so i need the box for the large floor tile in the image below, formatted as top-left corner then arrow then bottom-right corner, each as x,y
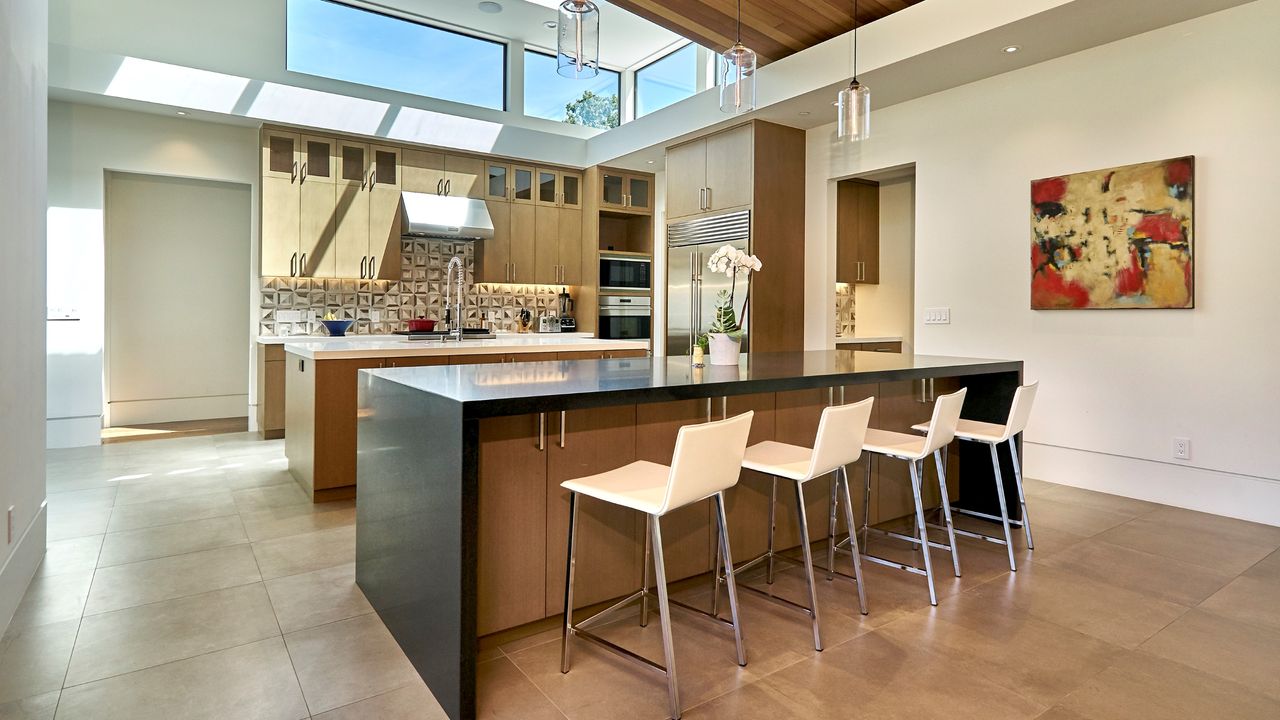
1034,484 -> 1161,518
65,583 -> 281,687
1141,506 -> 1280,549
1198,574 -> 1280,631
1245,547 -> 1280,582
1022,497 -> 1135,538
1039,538 -> 1235,606
1054,651 -> 1280,720
0,620 -> 79,705
232,484 -> 311,514
6,572 -> 94,632
223,466 -> 297,491
97,514 -> 247,567
84,544 -> 261,615
476,657 -> 566,720
251,525 -> 356,580
1138,608 -> 1280,701
45,488 -> 117,513
35,536 -> 103,579
112,472 -> 229,507
54,637 -> 308,720
312,681 -> 450,720
1094,515 -> 1277,574
264,562 -> 372,634
240,500 -> 355,543
0,690 -> 59,720
104,491 -> 237,533
46,507 -> 111,542
284,613 -> 420,715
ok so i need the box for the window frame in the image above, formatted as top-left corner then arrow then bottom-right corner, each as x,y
522,47 -> 623,128
632,42 -> 699,118
286,0 -> 510,112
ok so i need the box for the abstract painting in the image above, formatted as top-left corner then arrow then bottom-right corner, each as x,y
1031,156 -> 1194,309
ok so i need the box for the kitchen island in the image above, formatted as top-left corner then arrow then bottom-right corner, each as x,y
282,333 -> 648,500
355,350 -> 1022,719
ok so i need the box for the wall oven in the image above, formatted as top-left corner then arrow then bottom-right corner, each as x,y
597,296 -> 651,341
599,253 -> 652,292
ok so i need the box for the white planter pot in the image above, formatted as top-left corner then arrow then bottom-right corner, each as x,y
707,333 -> 742,365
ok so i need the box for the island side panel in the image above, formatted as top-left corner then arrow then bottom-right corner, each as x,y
954,369 -> 1024,520
356,373 -> 474,720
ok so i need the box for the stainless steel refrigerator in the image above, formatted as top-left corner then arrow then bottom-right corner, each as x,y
666,210 -> 750,356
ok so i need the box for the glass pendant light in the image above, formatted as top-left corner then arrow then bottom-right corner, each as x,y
719,0 -> 757,114
835,0 -> 870,141
557,0 -> 600,79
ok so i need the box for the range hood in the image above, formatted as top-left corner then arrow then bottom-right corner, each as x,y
401,192 -> 494,240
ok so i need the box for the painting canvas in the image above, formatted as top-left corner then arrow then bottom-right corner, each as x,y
1030,156 -> 1194,309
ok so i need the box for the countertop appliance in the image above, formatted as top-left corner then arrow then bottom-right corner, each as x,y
598,295 -> 651,341
600,252 -> 652,292
538,314 -> 561,333
559,317 -> 577,332
666,210 -> 750,355
556,288 -> 575,331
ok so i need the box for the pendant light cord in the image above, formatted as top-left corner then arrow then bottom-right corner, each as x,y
852,0 -> 859,82
736,0 -> 743,44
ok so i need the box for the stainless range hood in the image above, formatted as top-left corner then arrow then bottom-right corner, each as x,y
401,192 -> 494,240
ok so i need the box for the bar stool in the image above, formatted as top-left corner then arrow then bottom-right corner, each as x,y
724,397 -> 875,651
911,382 -> 1038,571
856,387 -> 967,606
560,411 -> 755,720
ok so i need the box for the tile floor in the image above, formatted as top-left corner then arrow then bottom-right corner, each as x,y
3,432 -> 1278,720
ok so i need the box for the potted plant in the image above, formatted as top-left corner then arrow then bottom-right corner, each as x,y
697,245 -> 762,365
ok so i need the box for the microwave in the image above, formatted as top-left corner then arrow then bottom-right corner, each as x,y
599,253 -> 652,292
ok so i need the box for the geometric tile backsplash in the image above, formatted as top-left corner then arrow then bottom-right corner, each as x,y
835,282 -> 856,337
259,238 -> 567,336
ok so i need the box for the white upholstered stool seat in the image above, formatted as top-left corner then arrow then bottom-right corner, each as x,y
861,428 -> 930,459
561,460 -> 678,515
910,419 -> 1006,444
741,441 -> 814,481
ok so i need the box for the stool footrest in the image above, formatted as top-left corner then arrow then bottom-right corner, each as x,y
871,526 -> 956,554
952,506 -> 1024,527
952,526 -> 1011,546
732,578 -> 817,616
732,549 -> 804,578
860,552 -> 929,576
572,628 -> 668,675
575,590 -> 647,633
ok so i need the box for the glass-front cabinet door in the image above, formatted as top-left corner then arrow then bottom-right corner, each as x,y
626,175 -> 651,211
486,163 -> 510,201
536,169 -> 558,206
601,172 -> 625,208
262,131 -> 300,182
560,172 -> 582,208
512,165 -> 534,204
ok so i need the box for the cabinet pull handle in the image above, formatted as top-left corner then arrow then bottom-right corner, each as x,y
290,252 -> 297,277
300,162 -> 307,183
705,186 -> 712,210
291,160 -> 297,184
537,412 -> 546,451
369,256 -> 376,278
299,253 -> 307,277
360,256 -> 367,279
699,187 -> 705,210
445,179 -> 452,196
559,410 -> 566,448
436,179 -> 443,195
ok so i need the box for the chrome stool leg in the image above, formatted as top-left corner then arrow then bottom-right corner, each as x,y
838,466 -> 869,615
640,515 -> 652,627
713,492 -> 747,666
710,535 -> 722,617
561,492 -> 580,672
793,481 -> 824,651
861,459 -> 872,548
766,476 -> 778,584
1009,438 -> 1034,550
826,475 -> 839,581
650,515 -> 681,719
990,442 -> 1018,571
934,450 -> 962,578
908,460 -> 938,606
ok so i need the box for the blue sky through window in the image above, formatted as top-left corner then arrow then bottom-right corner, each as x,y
635,43 -> 697,117
286,0 -> 506,111
523,50 -> 620,126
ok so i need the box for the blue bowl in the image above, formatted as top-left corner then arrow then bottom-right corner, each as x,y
321,319 -> 354,337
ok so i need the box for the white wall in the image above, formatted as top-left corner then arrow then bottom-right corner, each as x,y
47,102 -> 259,447
806,0 -> 1280,525
853,178 -> 915,348
1,0 -> 49,632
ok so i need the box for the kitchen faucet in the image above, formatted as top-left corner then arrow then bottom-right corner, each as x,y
444,256 -> 465,342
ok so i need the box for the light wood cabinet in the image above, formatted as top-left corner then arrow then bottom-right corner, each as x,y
511,203 -> 536,284
256,344 -> 286,440
534,206 -> 582,285
837,179 -> 880,285
485,162 -> 511,202
559,208 -> 582,285
261,176 -> 301,277
600,170 -> 652,214
535,168 -> 582,209
444,154 -> 485,199
262,130 -> 300,182
403,151 -> 485,199
480,201 -> 511,283
367,145 -> 402,280
402,149 -> 445,194
665,124 -> 754,220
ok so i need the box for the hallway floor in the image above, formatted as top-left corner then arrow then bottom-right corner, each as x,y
3,433 -> 1278,719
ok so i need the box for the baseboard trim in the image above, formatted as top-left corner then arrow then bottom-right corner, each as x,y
1025,442 -> 1280,527
0,502 -> 47,636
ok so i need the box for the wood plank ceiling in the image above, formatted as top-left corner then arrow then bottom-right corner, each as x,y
609,0 -> 925,64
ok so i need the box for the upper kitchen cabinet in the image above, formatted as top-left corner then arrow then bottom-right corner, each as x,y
836,178 -> 880,285
534,206 -> 582,285
337,140 -> 371,189
261,130 -> 301,276
486,162 -> 511,202
367,145 -> 403,280
535,169 -> 582,209
665,124 -> 754,221
298,135 -> 338,278
444,154 -> 485,199
262,130 -> 300,182
600,170 -> 652,214
512,165 -> 535,204
402,149 -> 445,194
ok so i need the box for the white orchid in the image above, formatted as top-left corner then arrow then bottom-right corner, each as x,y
698,245 -> 763,344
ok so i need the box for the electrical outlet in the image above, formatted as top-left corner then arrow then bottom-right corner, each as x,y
1173,437 -> 1191,461
924,307 -> 951,325
370,309 -> 382,323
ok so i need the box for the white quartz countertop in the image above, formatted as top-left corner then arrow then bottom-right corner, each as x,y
271,333 -> 649,360
834,336 -> 903,345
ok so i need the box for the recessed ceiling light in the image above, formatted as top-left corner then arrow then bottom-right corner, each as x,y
647,160 -> 655,164
1002,45 -> 1021,54
478,1 -> 503,13
543,20 -> 557,30
176,110 -> 188,115
798,111 -> 811,116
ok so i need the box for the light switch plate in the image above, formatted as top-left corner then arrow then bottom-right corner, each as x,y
924,307 -> 951,325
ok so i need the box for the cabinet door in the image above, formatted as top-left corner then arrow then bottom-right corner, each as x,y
485,162 -> 511,202
261,176 -> 300,277
836,180 -> 860,284
511,165 -> 535,205
705,124 -> 753,212
444,154 -> 485,198
558,208 -> 582,286
546,405 -> 640,614
664,140 -> 707,219
560,171 -> 582,209
533,205 -> 560,284
384,356 -> 447,368
626,175 -> 652,212
479,201 -> 511,283
337,140 -> 370,189
299,178 -> 336,278
536,168 -> 559,207
601,171 -> 626,209
334,181 -> 370,279
368,146 -> 402,279
262,130 -> 300,182
477,414 -> 548,634
314,358 -> 385,492
510,203 -> 536,283
299,136 -> 335,185
556,351 -> 605,360
402,149 -> 445,194
856,181 -> 880,285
